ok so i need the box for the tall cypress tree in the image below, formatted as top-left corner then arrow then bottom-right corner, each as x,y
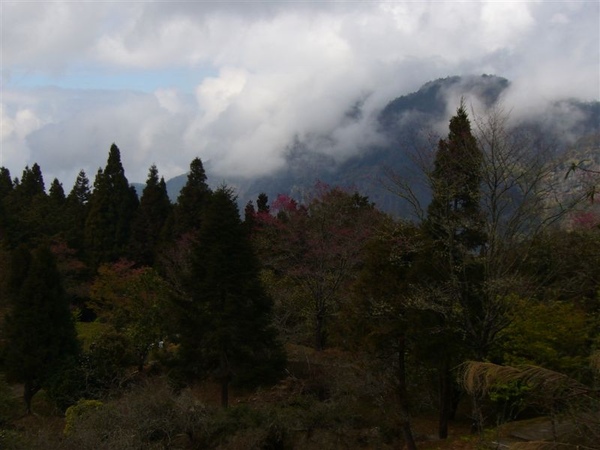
130,165 -> 172,266
84,144 -> 139,266
65,170 -> 91,250
175,186 -> 285,407
426,102 -> 485,254
168,157 -> 211,238
423,103 -> 486,438
1,245 -> 80,413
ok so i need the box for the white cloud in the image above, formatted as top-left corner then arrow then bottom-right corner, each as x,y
1,1 -> 598,186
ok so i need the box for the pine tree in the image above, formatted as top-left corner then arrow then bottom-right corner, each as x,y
84,144 -> 139,266
2,245 -> 80,413
130,165 -> 172,266
175,186 -> 285,407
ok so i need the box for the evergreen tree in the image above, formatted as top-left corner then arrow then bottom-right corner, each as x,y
130,165 -> 172,266
49,178 -> 66,204
175,186 -> 285,407
65,170 -> 91,249
5,164 -> 49,246
0,168 -> 13,200
243,200 -> 256,230
426,102 -> 485,253
1,245 -> 80,413
84,144 -> 139,266
17,163 -> 45,198
256,193 -> 270,214
67,169 -> 91,206
422,103 -> 486,438
45,178 -> 69,239
168,157 -> 211,238
0,168 -> 13,238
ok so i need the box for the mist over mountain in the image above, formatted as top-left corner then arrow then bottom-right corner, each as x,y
135,74 -> 599,216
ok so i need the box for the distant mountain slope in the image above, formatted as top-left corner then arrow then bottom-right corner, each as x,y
136,75 -> 598,217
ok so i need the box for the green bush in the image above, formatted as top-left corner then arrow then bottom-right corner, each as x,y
64,399 -> 103,437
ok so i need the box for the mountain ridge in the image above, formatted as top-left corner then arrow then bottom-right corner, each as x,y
132,74 -> 599,216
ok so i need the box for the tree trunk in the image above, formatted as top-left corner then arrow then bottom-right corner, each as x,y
396,334 -> 417,450
470,393 -> 484,434
24,380 -> 39,415
221,378 -> 229,408
220,350 -> 231,408
315,308 -> 326,351
438,359 -> 453,439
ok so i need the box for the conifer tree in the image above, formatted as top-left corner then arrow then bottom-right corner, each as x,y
17,163 -> 45,198
426,102 -> 485,252
175,186 -> 285,407
65,170 -> 91,249
45,178 -> 69,239
6,164 -> 49,245
256,193 -> 270,214
67,169 -> 91,206
169,157 -> 211,238
0,168 -> 13,238
1,245 -> 80,413
49,178 -> 66,204
0,168 -> 13,200
84,144 -> 139,266
130,165 -> 172,266
423,103 -> 486,438
243,200 -> 256,230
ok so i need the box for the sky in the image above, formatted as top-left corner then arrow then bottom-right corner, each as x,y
1,0 -> 599,188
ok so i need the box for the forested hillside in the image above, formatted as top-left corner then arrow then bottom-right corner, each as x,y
0,104 -> 599,449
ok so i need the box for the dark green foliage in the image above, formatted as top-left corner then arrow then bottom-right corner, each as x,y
65,169 -> 91,249
67,169 -> 91,206
168,157 -> 211,238
257,192 -> 270,213
16,163 -> 45,198
129,165 -> 172,266
175,186 -> 285,406
421,103 -> 486,437
0,168 -> 12,238
0,167 -> 13,199
1,164 -> 50,246
243,200 -> 256,228
84,144 -> 139,266
426,103 -> 486,254
1,245 -> 80,413
48,178 -> 65,204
